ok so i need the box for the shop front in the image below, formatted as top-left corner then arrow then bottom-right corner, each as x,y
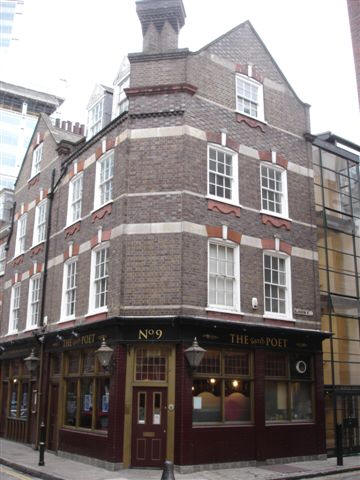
0,318 -> 328,470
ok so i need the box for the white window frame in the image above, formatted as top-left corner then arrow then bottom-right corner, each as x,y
260,164 -> 289,219
88,99 -> 103,138
9,283 -> 21,333
15,214 -> 27,256
27,274 -> 41,329
207,239 -> 240,313
207,144 -> 239,206
32,200 -> 47,246
0,243 -> 6,275
60,258 -> 77,321
94,151 -> 114,210
87,244 -> 109,315
236,74 -> 264,122
66,173 -> 83,226
31,143 -> 43,178
263,251 -> 292,320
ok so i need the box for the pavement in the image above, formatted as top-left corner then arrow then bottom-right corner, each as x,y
0,438 -> 359,480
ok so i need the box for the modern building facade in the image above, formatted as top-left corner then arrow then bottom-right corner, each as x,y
348,0 -> 360,109
0,0 -> 23,49
0,80 -> 63,189
0,0 -> 327,471
306,131 -> 360,455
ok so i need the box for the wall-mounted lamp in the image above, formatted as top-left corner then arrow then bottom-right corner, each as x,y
95,337 -> 114,371
24,348 -> 40,372
56,334 -> 63,342
71,330 -> 79,338
0,346 -> 5,352
184,338 -> 206,372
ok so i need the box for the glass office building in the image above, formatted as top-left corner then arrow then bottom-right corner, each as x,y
308,132 -> 360,455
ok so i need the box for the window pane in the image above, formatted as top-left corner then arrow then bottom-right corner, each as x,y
197,350 -> 221,375
96,377 -> 110,430
20,383 -> 29,419
80,378 -> 93,428
266,381 -> 288,421
10,383 -> 18,417
67,351 -> 80,374
265,353 -> 287,377
224,352 -> 249,375
291,382 -> 313,421
65,380 -> 77,426
192,378 -> 221,422
224,379 -> 251,421
135,348 -> 167,381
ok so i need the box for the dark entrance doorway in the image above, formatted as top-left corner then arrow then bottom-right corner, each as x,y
47,383 -> 59,451
131,387 -> 167,467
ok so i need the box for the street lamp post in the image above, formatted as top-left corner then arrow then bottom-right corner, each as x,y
24,348 -> 45,466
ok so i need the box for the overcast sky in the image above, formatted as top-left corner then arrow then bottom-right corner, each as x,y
2,0 -> 359,143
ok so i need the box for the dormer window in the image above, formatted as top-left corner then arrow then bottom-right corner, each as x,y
88,100 -> 103,138
236,74 -> 264,122
31,143 -> 43,178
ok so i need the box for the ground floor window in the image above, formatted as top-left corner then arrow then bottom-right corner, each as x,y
2,359 -> 31,419
64,349 -> 110,431
192,349 -> 252,423
265,352 -> 313,422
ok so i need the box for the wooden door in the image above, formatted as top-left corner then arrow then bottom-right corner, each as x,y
47,383 -> 59,451
131,387 -> 167,467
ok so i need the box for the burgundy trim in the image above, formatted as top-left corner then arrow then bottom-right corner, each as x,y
206,225 -> 222,238
261,237 -> 292,255
30,244 -> 44,257
64,222 -> 81,238
13,255 -> 24,266
236,113 -> 266,133
259,151 -> 288,169
125,83 -> 198,97
208,199 -> 241,217
28,174 -> 40,188
207,310 -> 244,322
92,204 -> 112,223
261,214 -> 291,230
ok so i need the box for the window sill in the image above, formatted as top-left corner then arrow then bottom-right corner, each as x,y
6,330 -> 18,336
60,426 -> 108,436
31,241 -> 45,250
85,307 -> 108,318
263,314 -> 296,322
235,110 -> 267,125
265,420 -> 314,426
206,195 -> 240,209
206,307 -> 244,316
64,218 -> 82,231
24,324 -> 39,332
28,172 -> 40,183
91,201 -> 113,216
58,316 -> 76,324
260,210 -> 291,222
193,422 -> 253,428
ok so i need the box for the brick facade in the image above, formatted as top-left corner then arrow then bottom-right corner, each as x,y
0,0 -> 326,470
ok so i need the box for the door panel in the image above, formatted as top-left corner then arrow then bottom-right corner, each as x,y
131,387 -> 167,467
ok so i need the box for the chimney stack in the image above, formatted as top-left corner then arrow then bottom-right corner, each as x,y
136,0 -> 186,54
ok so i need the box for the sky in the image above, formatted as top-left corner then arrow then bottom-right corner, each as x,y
2,0 -> 359,144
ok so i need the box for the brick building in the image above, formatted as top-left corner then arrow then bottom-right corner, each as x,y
0,0 -> 328,471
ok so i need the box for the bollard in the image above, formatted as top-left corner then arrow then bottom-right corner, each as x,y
38,421 -> 46,466
161,460 -> 175,480
335,423 -> 343,466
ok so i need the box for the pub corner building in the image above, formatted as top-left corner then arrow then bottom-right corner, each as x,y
0,0 -> 330,472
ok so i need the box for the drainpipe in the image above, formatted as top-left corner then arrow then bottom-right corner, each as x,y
35,168 -> 55,452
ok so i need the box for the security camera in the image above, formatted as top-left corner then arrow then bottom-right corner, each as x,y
252,297 -> 258,310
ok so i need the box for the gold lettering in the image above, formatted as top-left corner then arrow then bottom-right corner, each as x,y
230,334 -> 236,344
139,329 -> 148,340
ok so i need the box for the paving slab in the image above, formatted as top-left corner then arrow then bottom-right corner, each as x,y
0,438 -> 360,480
